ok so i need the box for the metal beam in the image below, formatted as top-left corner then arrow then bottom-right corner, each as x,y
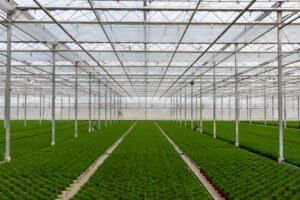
160,0 -> 256,97
16,6 -> 300,12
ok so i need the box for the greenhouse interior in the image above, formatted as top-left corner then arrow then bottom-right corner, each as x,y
1,0 -> 300,199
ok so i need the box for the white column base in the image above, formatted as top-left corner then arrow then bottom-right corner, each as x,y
5,155 -> 11,162
51,141 -> 55,146
278,157 -> 284,163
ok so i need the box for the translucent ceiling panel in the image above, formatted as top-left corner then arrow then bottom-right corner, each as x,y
63,24 -> 107,42
10,52 -> 66,63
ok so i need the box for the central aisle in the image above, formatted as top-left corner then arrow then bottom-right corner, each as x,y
74,121 -> 211,199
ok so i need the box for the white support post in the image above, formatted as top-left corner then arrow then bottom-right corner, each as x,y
98,81 -> 101,129
264,86 -> 267,126
297,96 -> 300,121
191,81 -> 194,130
277,8 -> 284,163
42,94 -> 45,120
24,83 -> 27,127
246,95 -> 249,121
249,95 -> 252,124
221,96 -> 224,121
61,96 -> 63,121
213,64 -> 216,139
114,92 -> 116,123
110,89 -> 112,126
68,94 -> 71,120
17,94 -> 19,120
229,96 -> 231,121
51,45 -> 56,146
284,85 -> 287,129
196,90 -> 198,129
272,96 -> 275,121
184,86 -> 187,127
176,94 -> 178,123
74,62 -> 78,138
234,44 -> 239,147
105,86 -> 107,127
170,96 -> 172,121
88,72 -> 92,132
199,78 -> 203,133
179,87 -> 182,125
93,95 -> 96,121
39,91 -> 42,124
4,12 -> 12,161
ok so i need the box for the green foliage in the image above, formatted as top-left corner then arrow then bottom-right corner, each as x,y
0,120 -> 89,160
0,121 -> 133,199
201,121 -> 300,166
73,122 -> 211,200
241,120 -> 300,129
159,121 -> 300,200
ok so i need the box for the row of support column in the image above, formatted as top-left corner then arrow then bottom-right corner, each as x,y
170,9 -> 284,163
4,34 -> 121,162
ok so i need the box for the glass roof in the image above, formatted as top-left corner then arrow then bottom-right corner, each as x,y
0,0 -> 300,99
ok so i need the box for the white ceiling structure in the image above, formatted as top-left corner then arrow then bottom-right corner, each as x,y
0,0 -> 300,100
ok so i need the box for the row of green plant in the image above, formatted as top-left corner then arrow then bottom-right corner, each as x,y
0,121 -> 89,160
74,122 -> 211,200
0,120 -> 111,160
0,121 -> 133,199
241,120 -> 300,129
0,121 -> 77,143
196,121 -> 300,166
159,121 -> 300,200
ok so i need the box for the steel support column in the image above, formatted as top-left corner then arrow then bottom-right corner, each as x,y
249,95 -> 252,124
176,94 -> 179,123
179,88 -> 182,125
24,83 -> 27,127
39,91 -> 42,124
191,81 -> 194,130
184,87 -> 187,127
61,96 -> 63,120
170,96 -> 172,121
264,86 -> 267,126
297,96 -> 300,121
105,86 -> 107,127
229,96 -> 231,121
110,88 -> 112,125
98,81 -> 101,129
277,9 -> 284,163
68,94 -> 71,120
88,72 -> 92,132
234,44 -> 239,147
51,45 -> 56,145
221,96 -> 223,120
246,95 -> 249,121
114,92 -> 116,123
213,64 -> 216,139
4,12 -> 12,161
17,94 -> 19,120
42,94 -> 45,120
284,85 -> 287,129
175,95 -> 178,123
199,78 -> 203,133
272,96 -> 275,121
74,62 -> 78,138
